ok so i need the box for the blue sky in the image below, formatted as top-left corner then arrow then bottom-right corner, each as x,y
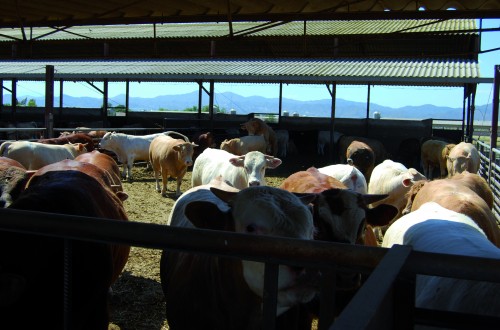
10,19 -> 500,110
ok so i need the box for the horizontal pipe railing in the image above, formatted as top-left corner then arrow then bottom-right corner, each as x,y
3,207 -> 500,329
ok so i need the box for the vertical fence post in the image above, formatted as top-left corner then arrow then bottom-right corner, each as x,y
262,262 -> 279,330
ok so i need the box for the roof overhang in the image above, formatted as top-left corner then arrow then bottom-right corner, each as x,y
0,59 -> 492,87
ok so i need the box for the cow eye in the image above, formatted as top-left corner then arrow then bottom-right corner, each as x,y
246,224 -> 257,233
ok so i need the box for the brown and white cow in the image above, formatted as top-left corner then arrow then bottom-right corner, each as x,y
241,117 -> 278,156
420,139 -> 456,179
402,172 -> 500,247
37,132 -> 95,151
149,134 -> 197,197
0,140 -> 88,170
160,184 -> 317,329
278,167 -> 397,327
280,167 -> 397,246
1,164 -> 129,329
99,131 -> 189,181
446,142 -> 480,177
220,135 -> 267,155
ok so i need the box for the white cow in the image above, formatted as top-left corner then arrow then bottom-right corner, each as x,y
161,184 -> 317,329
99,131 -> 188,181
275,129 -> 289,158
368,159 -> 426,220
191,148 -> 282,189
317,164 -> 367,194
317,131 -> 343,156
446,142 -> 480,177
0,141 -> 87,170
382,202 -> 500,319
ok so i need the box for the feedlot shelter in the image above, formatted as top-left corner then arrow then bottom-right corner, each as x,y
1,2 -> 500,329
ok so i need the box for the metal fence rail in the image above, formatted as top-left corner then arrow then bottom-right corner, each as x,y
2,207 -> 500,329
474,138 -> 500,224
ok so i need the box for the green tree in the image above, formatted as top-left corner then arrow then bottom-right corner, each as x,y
27,99 -> 37,107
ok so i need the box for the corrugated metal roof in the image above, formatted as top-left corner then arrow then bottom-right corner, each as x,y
0,19 -> 477,42
0,59 -> 490,86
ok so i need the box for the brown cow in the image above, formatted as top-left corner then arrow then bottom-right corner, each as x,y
1,164 -> 129,329
191,131 -> 215,162
37,132 -> 95,151
75,150 -> 125,194
346,140 -> 375,182
241,117 -> 278,156
149,135 -> 197,197
220,135 -> 267,155
338,135 -> 388,168
420,139 -> 456,179
403,172 -> 500,247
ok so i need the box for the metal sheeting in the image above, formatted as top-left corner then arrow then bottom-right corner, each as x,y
0,59 -> 489,86
0,19 -> 477,42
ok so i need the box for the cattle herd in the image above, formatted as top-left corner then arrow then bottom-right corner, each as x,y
0,117 -> 498,329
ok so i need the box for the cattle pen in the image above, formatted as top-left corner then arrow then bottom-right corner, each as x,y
1,206 -> 500,329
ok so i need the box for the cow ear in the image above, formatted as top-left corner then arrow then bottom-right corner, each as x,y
362,193 -> 388,205
366,204 -> 398,226
185,200 -> 232,231
209,187 -> 238,203
402,178 -> 412,187
265,156 -> 282,169
116,191 -> 128,202
229,156 -> 245,167
292,192 -> 317,206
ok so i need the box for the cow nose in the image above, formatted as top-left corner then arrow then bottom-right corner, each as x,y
248,180 -> 260,187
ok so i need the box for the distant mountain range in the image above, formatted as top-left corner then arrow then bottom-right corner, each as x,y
7,91 -> 494,121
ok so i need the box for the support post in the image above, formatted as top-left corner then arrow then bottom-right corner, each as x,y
45,65 -> 54,138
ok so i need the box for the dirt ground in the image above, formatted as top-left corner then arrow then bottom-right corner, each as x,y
108,153 -> 330,330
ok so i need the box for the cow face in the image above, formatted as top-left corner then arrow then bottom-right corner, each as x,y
210,186 -> 317,314
229,151 -> 282,187
174,142 -> 197,167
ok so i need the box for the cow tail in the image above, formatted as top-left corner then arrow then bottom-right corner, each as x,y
163,131 -> 190,142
